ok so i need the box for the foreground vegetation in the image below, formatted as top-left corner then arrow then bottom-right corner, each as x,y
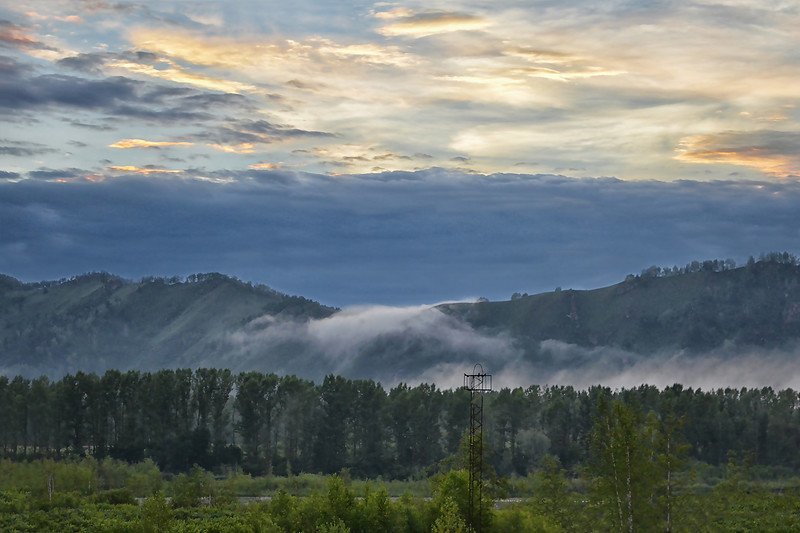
1,455 -> 799,532
4,389 -> 800,532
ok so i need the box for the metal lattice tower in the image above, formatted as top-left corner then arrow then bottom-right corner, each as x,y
464,364 -> 492,532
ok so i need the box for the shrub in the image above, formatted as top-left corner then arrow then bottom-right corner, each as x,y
93,488 -> 136,505
140,491 -> 172,532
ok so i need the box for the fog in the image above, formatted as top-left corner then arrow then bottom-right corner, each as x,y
218,304 -> 800,390
214,303 -> 519,383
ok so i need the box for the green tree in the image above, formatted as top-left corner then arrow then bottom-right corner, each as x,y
313,375 -> 354,474
140,491 -> 172,532
432,496 -> 467,533
648,412 -> 688,532
235,372 -> 280,474
588,400 -> 658,532
351,380 -> 388,478
531,455 -> 576,530
433,469 -> 493,532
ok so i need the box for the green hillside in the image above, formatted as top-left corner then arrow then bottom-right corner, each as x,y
3,256 -> 800,379
441,259 -> 800,353
0,272 -> 335,376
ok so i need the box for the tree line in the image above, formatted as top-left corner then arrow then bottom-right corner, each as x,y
1,369 -> 800,478
635,251 -> 800,280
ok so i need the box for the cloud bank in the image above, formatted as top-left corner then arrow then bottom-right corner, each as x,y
2,169 -> 800,305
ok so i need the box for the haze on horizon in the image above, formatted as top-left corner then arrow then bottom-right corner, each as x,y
1,0 -> 799,305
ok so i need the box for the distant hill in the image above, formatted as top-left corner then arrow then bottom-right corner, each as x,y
3,257 -> 800,383
441,258 -> 800,354
0,272 -> 335,376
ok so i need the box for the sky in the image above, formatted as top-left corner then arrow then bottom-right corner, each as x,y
1,0 -> 799,306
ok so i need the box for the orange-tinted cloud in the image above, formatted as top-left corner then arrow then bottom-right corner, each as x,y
0,21 -> 44,48
128,28 -> 415,70
675,131 -> 800,177
25,12 -> 83,24
109,165 -> 182,175
207,143 -> 256,154
108,58 -> 257,93
248,162 -> 282,170
109,139 -> 194,149
376,10 -> 488,37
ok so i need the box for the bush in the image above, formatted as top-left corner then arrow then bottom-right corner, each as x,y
432,469 -> 494,531
170,467 -> 213,508
93,488 -> 136,505
355,485 -> 396,532
140,491 -> 172,532
0,490 -> 28,513
126,459 -> 163,497
30,491 -> 85,511
432,496 -> 467,533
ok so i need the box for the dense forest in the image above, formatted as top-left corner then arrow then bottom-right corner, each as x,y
2,368 -> 800,479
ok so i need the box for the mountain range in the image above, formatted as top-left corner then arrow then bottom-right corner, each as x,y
3,256 -> 800,387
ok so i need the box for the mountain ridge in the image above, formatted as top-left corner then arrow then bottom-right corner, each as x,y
3,256 -> 800,381
0,272 -> 335,376
442,258 -> 800,355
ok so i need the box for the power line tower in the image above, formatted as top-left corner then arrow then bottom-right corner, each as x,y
464,363 -> 492,532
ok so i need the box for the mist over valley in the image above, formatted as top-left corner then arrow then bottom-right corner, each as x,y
4,255 -> 800,389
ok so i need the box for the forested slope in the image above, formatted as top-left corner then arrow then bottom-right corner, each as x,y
442,256 -> 800,353
0,273 -> 334,376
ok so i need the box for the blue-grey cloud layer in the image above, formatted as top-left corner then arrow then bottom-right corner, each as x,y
2,170 -> 798,305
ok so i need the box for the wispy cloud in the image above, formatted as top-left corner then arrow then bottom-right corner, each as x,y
248,162 -> 282,170
110,139 -> 194,149
375,10 -> 489,38
207,143 -> 255,154
108,165 -> 182,175
0,138 -> 56,157
0,19 -> 55,51
107,56 -> 257,94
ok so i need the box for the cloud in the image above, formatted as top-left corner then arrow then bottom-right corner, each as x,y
107,56 -> 257,94
198,119 -> 332,146
57,52 -> 107,73
110,139 -> 194,149
23,12 -> 83,25
376,10 -> 489,38
302,144 -> 430,172
675,131 -> 800,177
0,139 -> 56,156
0,20 -> 54,51
127,28 -> 417,71
207,143 -> 255,154
0,55 -> 249,126
108,165 -> 183,175
249,162 -> 282,170
26,168 -> 82,181
0,170 -> 20,181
